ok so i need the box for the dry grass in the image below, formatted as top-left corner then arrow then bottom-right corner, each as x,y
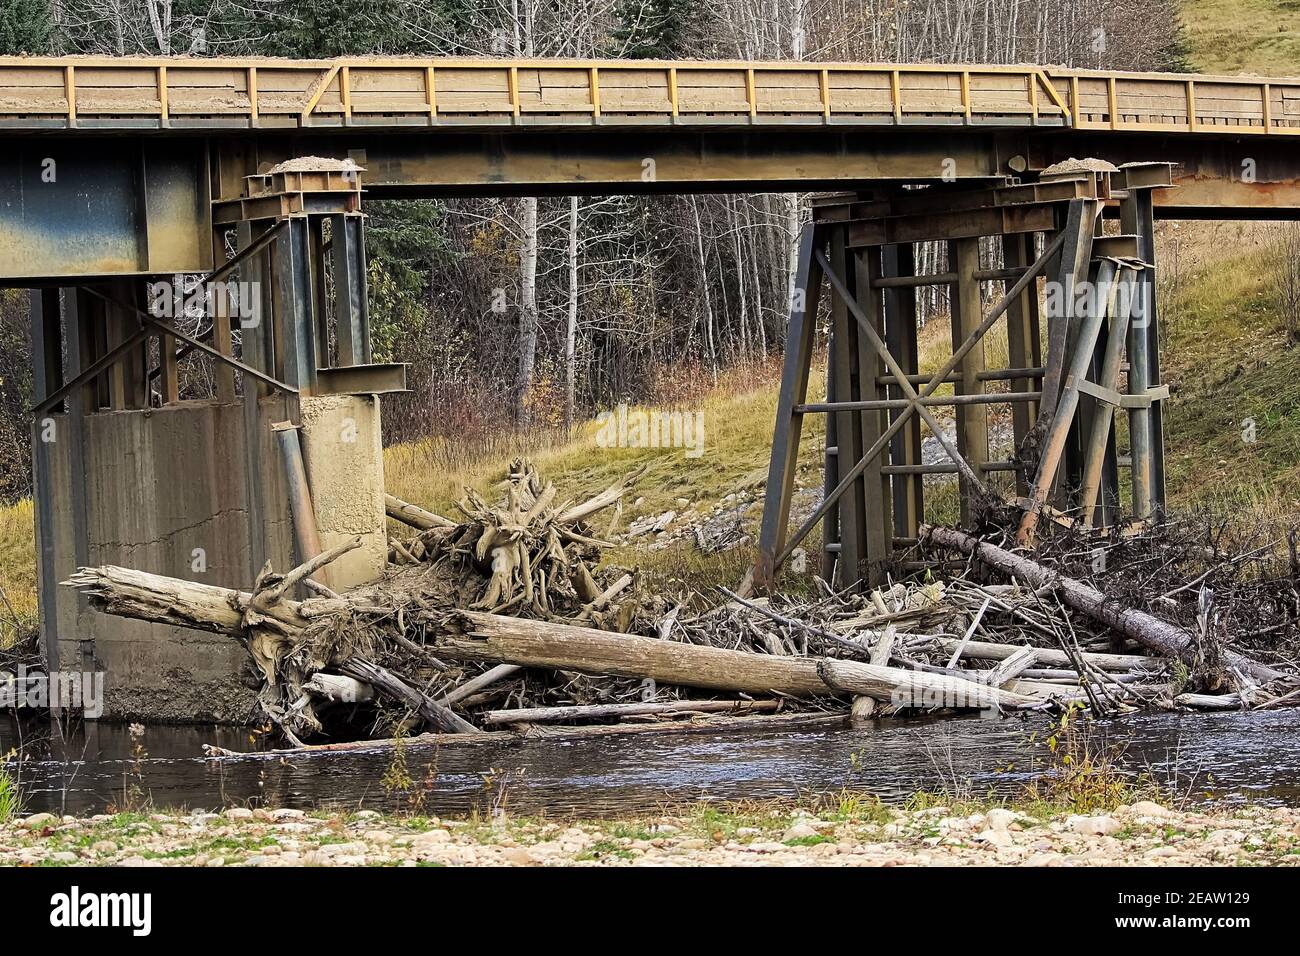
1181,0 -> 1300,75
1158,227 -> 1300,522
385,363 -> 827,527
0,498 -> 36,649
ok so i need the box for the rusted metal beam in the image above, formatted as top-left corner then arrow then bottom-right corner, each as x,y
770,228 -> 1066,571
313,363 -> 409,396
755,223 -> 824,589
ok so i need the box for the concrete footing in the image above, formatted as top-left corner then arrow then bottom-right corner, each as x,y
34,396 -> 387,722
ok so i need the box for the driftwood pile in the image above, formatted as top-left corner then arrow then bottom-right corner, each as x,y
63,460 -> 1297,748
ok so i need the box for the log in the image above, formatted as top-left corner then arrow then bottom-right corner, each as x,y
817,659 -> 1043,711
851,623 -> 896,722
339,657 -> 481,734
203,712 -> 847,757
1174,692 -> 1245,710
984,646 -> 1038,687
441,663 -> 522,707
302,673 -> 374,704
436,609 -> 832,697
438,613 -> 1041,712
929,636 -> 1154,672
922,526 -> 1285,683
385,493 -> 456,530
67,564 -> 1065,718
481,699 -> 779,726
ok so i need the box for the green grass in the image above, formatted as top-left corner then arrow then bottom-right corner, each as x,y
0,766 -> 20,824
1181,0 -> 1300,75
1159,233 -> 1300,521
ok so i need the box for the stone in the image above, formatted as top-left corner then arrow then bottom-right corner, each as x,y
499,847 -> 538,866
974,829 -> 1013,847
985,808 -> 1018,831
1068,815 -> 1122,836
782,822 -> 820,842
317,841 -> 369,858
412,828 -> 451,845
270,808 -> 306,822
1128,801 -> 1172,818
18,813 -> 56,830
224,807 -> 255,822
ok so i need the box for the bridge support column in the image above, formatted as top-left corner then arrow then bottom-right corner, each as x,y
25,157 -> 406,720
756,163 -> 1173,592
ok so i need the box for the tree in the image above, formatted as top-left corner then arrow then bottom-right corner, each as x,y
609,0 -> 706,57
0,0 -> 52,54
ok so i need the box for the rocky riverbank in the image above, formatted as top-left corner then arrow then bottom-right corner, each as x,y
2,798 -> 1299,866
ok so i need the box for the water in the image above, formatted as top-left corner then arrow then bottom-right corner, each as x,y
3,710 -> 1298,818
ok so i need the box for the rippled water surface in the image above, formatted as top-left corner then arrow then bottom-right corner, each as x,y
4,710 -> 1298,817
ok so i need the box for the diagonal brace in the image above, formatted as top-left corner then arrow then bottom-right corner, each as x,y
816,248 -> 988,497
775,228 -> 1066,568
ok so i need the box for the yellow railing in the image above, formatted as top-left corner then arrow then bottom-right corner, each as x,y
0,57 -> 1295,135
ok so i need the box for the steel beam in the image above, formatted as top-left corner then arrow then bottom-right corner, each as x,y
882,243 -> 924,540
756,224 -> 823,589
29,289 -> 61,680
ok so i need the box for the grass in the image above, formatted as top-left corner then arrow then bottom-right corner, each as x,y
0,498 -> 36,649
384,363 -> 825,520
384,362 -> 829,592
0,765 -> 19,824
1181,0 -> 1300,75
1159,227 -> 1300,522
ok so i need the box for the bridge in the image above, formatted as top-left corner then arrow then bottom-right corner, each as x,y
3,57 -> 1300,280
4,56 -> 1299,720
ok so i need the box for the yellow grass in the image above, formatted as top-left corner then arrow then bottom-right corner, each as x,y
385,371 -> 826,522
0,498 -> 36,648
1181,0 -> 1300,76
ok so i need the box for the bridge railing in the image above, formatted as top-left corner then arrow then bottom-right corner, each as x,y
0,57 -> 1295,136
1051,68 -> 1300,135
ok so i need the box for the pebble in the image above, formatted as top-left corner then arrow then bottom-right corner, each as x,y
1068,815 -> 1122,836
3,800 -> 1295,868
985,808 -> 1018,831
782,823 -> 820,841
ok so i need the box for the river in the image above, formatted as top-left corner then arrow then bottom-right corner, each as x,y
4,709 -> 1298,818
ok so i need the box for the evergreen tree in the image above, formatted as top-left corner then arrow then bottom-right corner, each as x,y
0,0 -> 52,55
609,0 -> 705,58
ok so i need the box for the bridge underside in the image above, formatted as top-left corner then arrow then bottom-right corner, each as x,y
2,125 -> 1300,281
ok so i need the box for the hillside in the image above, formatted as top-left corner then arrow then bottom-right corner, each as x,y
1181,0 -> 1300,75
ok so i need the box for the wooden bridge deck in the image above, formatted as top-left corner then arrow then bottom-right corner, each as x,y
1,57 -> 1298,136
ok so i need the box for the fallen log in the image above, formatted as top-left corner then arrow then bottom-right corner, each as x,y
441,663 -> 522,707
922,526 -> 1285,684
385,493 -> 456,530
203,712 -> 848,757
481,699 -> 779,726
434,610 -> 831,697
65,565 -> 1048,715
340,657 -> 481,734
928,636 -> 1154,672
817,659 -> 1042,711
